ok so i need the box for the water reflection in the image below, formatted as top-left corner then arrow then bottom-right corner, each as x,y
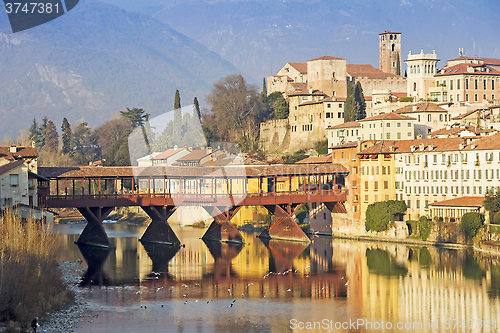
53,224 -> 500,332
78,244 -> 112,286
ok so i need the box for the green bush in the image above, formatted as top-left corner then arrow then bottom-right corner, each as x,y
365,200 -> 407,232
419,216 -> 433,241
460,212 -> 485,240
493,211 -> 500,225
398,96 -> 414,102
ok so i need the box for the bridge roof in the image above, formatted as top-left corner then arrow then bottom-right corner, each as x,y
39,163 -> 348,179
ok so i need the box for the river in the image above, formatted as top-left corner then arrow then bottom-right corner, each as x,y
54,222 -> 500,332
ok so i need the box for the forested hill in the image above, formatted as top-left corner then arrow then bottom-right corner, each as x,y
0,0 -> 242,136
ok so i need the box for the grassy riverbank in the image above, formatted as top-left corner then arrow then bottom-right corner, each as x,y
0,211 -> 73,332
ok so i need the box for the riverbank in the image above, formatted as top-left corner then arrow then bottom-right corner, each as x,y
37,260 -> 95,333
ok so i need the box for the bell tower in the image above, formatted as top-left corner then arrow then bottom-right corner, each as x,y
379,31 -> 402,75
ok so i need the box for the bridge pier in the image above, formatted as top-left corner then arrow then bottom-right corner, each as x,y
140,206 -> 180,246
259,204 -> 310,243
76,207 -> 114,248
202,206 -> 244,244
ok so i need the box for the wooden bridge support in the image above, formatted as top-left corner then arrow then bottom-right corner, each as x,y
76,207 -> 114,248
202,206 -> 244,244
141,242 -> 180,279
140,206 -> 180,246
259,204 -> 311,243
77,244 -> 112,286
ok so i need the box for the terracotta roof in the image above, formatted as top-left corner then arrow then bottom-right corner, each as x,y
482,58 -> 500,66
0,160 -> 24,175
329,141 -> 359,149
288,62 -> 307,74
447,55 -> 483,62
451,109 -> 479,120
299,100 -> 324,106
322,97 -> 346,102
296,155 -> 332,164
328,121 -> 361,129
392,92 -> 408,98
289,82 -> 307,92
359,112 -> 416,122
429,196 -> 484,208
288,90 -> 327,97
429,126 -> 478,137
152,148 -> 188,160
436,63 -> 500,76
308,55 -> 345,62
38,164 -> 349,179
176,149 -> 219,162
379,30 -> 401,35
395,102 -> 447,114
359,132 -> 500,154
346,64 -> 402,79
0,146 -> 38,160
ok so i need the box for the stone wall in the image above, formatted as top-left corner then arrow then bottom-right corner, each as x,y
259,119 -> 290,152
357,76 -> 407,97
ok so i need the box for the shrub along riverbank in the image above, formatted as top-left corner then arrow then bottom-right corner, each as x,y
0,210 -> 73,332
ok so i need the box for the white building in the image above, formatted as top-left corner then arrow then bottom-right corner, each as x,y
394,102 -> 450,138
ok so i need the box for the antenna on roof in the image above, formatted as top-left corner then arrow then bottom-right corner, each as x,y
459,48 -> 464,56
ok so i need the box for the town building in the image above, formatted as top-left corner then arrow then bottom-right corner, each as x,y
379,31 -> 402,75
405,50 -> 439,101
326,112 -> 416,147
394,102 -> 450,138
429,196 -> 487,223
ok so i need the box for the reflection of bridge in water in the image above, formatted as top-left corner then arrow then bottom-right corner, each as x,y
40,164 -> 348,247
76,236 -> 347,301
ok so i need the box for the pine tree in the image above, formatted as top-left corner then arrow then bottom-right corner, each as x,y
119,108 -> 148,128
61,117 -> 72,154
44,120 -> 59,152
273,95 -> 289,119
28,118 -> 40,148
193,97 -> 201,120
39,116 -> 49,147
354,82 -> 367,120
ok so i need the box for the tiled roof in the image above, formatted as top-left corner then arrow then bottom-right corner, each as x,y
322,97 -> 346,102
395,102 -> 447,114
288,90 -> 327,97
359,132 -> 500,154
329,141 -> 359,149
308,55 -> 345,62
152,148 -> 187,160
436,63 -> 500,76
429,126 -> 478,137
451,109 -> 479,120
482,58 -> 500,66
288,62 -> 307,74
359,112 -> 416,122
0,160 -> 24,175
346,64 -> 401,79
328,121 -> 361,129
299,100 -> 323,106
296,155 -> 332,164
176,149 -> 217,162
392,92 -> 408,98
0,146 -> 38,160
429,196 -> 484,208
289,82 -> 307,92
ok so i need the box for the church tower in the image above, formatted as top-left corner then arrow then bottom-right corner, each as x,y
379,31 -> 402,75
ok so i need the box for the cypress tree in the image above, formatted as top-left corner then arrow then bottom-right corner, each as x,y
174,89 -> 181,110
396,53 -> 401,76
261,78 -> 268,103
61,117 -> 72,154
193,97 -> 201,120
354,82 -> 366,120
344,82 -> 356,122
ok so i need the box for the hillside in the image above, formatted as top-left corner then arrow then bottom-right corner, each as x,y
0,0 -> 242,136
98,0 -> 500,81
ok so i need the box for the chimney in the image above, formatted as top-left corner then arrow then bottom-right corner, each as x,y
9,145 -> 17,153
410,145 -> 416,152
207,147 -> 212,153
389,146 -> 395,152
471,143 -> 476,149
419,143 -> 425,151
417,134 -> 423,139
459,142 -> 465,149
412,105 -> 418,112
428,144 -> 434,151
174,145 -> 178,150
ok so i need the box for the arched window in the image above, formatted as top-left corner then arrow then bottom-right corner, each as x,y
413,82 -> 417,91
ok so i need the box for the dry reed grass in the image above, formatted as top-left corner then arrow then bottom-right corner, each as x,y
0,210 -> 73,331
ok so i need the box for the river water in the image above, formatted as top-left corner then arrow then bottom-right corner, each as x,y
54,222 -> 500,332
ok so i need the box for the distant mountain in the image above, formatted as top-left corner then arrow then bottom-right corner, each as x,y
0,0 -> 243,136
98,0 -> 500,81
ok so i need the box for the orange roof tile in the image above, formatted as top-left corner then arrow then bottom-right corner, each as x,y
437,63 -> 500,76
152,148 -> 188,160
0,146 -> 38,159
308,55 -> 345,61
346,64 -> 402,79
451,109 -> 479,120
328,121 -> 361,129
429,196 -> 484,208
288,62 -> 307,74
296,155 -> 332,164
395,102 -> 447,114
359,112 -> 416,122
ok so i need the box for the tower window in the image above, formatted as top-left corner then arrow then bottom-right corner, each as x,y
392,44 -> 395,52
